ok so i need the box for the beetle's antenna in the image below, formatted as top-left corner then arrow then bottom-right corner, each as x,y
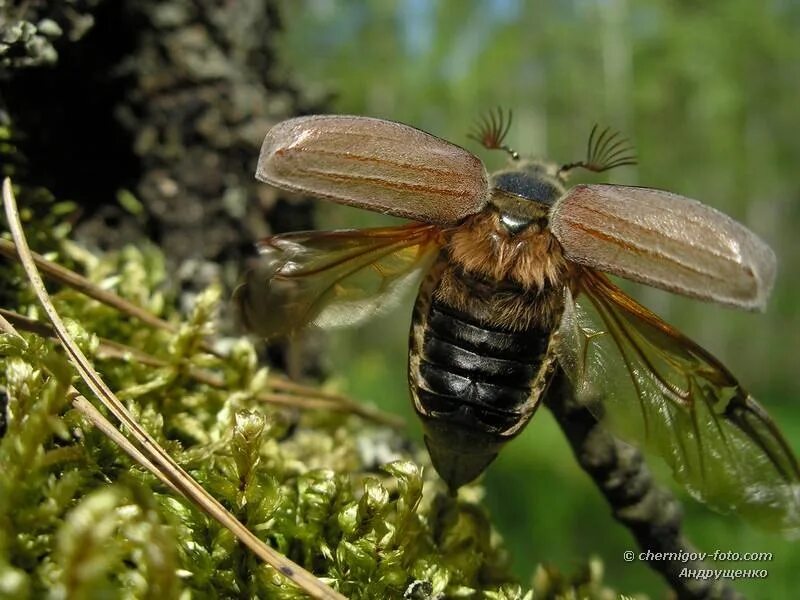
558,124 -> 637,176
468,107 -> 519,160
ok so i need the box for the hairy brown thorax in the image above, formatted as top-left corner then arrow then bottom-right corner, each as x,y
435,210 -> 571,331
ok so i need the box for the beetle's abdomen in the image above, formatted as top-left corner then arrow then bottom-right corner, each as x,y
417,303 -> 548,433
409,259 -> 562,489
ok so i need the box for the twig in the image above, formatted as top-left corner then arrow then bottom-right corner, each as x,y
3,178 -> 346,600
546,369 -> 743,600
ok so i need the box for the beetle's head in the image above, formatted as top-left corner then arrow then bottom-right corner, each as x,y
486,162 -> 563,234
469,109 -> 635,235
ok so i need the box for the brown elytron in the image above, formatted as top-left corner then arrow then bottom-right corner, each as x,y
236,111 -> 799,535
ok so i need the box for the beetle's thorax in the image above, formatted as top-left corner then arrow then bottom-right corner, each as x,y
438,209 -> 570,331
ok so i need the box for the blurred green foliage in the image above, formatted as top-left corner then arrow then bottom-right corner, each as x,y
276,0 -> 800,597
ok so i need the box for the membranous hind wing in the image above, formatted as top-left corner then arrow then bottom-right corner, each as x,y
234,223 -> 442,338
557,269 -> 800,534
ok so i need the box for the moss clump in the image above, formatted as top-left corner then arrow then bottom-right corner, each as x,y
0,207 -> 625,598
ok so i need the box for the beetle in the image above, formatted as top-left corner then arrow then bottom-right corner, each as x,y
235,110 -> 799,534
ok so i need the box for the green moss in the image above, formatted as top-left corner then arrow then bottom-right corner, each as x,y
0,206 -> 628,599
